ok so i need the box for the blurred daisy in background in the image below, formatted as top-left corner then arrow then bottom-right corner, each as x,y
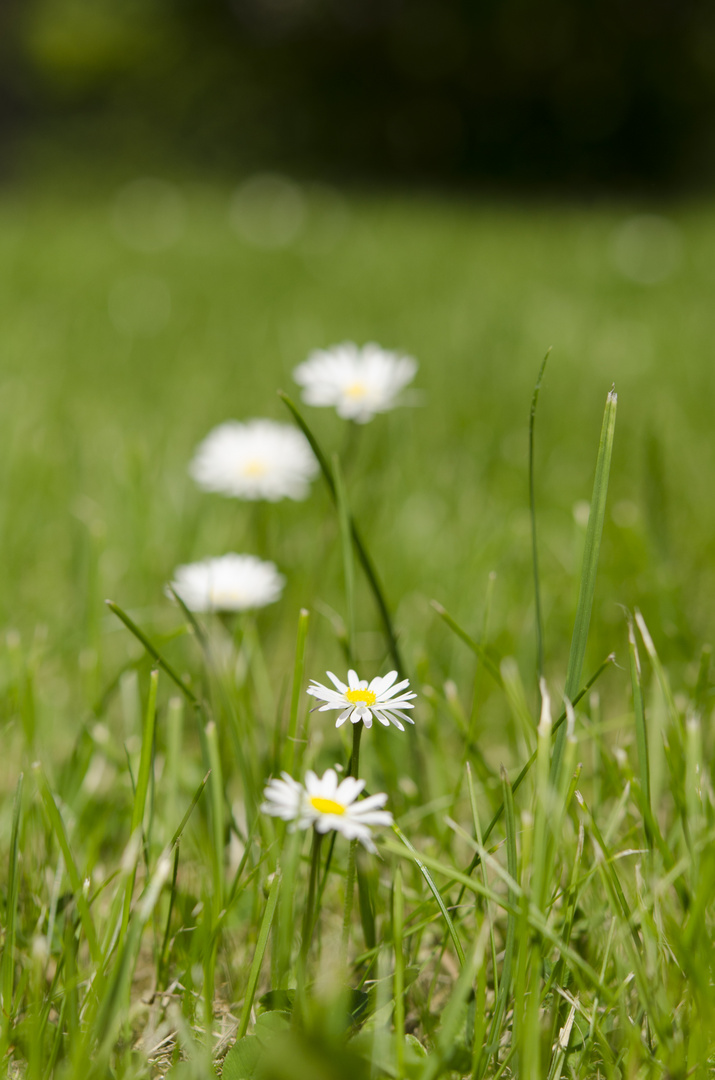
190,419 -> 318,500
169,553 -> 285,611
307,669 -> 416,730
293,342 -> 417,423
261,767 -> 392,852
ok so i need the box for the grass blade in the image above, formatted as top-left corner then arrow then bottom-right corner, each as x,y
279,390 -> 403,673
1,773 -> 23,1044
106,599 -> 198,705
628,615 -> 651,849
478,767 -> 519,1078
121,667 -> 159,937
455,654 -> 614,902
34,764 -> 101,965
393,866 -> 406,1078
392,823 -> 466,967
237,869 -> 282,1039
334,453 -> 356,662
551,386 -> 617,784
529,349 -> 550,681
282,608 -> 310,776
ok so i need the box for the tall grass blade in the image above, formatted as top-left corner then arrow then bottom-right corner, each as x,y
393,865 -> 406,1078
551,387 -> 617,784
334,453 -> 356,662
529,349 -> 550,681
237,869 -> 281,1039
478,767 -> 518,1078
283,608 -> 310,776
455,654 -> 614,901
431,601 -> 504,689
279,391 -> 403,673
34,764 -> 101,965
105,599 -> 198,705
628,616 -> 652,848
1,772 -> 23,1042
392,823 -> 465,966
121,667 -> 159,937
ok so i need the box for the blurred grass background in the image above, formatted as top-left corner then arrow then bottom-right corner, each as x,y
1,0 -> 714,790
1,183 -> 712,738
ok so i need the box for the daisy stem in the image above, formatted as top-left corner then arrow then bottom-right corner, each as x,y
349,720 -> 363,779
341,840 -> 358,963
341,722 -> 363,961
299,830 -> 324,977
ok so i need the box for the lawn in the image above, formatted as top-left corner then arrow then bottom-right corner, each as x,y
1,180 -> 714,1077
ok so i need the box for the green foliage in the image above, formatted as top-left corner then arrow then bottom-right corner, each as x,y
1,187 -> 715,1079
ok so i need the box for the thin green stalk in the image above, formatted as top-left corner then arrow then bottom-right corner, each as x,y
393,866 -> 406,1078
279,391 -> 403,673
392,823 -> 465,967
466,763 -> 499,995
298,831 -> 324,979
237,870 -> 282,1039
121,668 -> 159,938
529,349 -> 550,681
453,654 -> 614,904
478,767 -> 519,1078
205,721 -> 225,916
551,386 -> 617,785
105,599 -> 198,705
628,615 -> 652,850
334,453 -> 356,661
157,846 -> 180,986
283,608 -> 310,776
34,764 -> 101,965
1,773 -> 23,1049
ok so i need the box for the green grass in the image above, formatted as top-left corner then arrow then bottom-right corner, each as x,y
1,181 -> 714,1078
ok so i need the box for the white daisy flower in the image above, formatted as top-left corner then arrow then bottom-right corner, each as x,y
307,669 -> 416,731
189,419 -> 318,501
260,768 -> 393,853
293,342 -> 417,424
169,553 -> 285,612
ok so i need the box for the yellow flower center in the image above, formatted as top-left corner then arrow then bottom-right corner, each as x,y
242,458 -> 267,476
345,381 -> 367,399
310,796 -> 346,816
345,688 -> 377,706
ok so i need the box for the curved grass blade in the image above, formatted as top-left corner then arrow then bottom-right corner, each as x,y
628,615 -> 652,849
453,653 -> 614,904
1,773 -> 23,1042
34,764 -> 101,965
282,608 -> 310,776
106,599 -> 198,705
279,390 -> 403,673
121,668 -> 159,938
392,822 -> 466,967
529,349 -> 550,682
551,387 -> 617,784
477,767 -> 519,1079
237,869 -> 282,1039
430,601 -> 505,689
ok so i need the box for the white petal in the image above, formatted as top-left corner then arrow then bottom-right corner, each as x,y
335,776 -> 365,804
326,671 -> 348,693
335,708 -> 352,728
370,670 -> 398,695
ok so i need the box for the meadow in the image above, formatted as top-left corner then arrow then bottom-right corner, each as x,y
1,179 -> 714,1078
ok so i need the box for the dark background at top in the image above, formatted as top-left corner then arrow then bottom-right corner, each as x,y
2,0 -> 715,190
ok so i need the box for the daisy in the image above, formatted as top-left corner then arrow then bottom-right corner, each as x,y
189,419 -> 318,501
260,768 -> 393,853
293,342 -> 417,423
307,669 -> 416,731
168,553 -> 285,612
